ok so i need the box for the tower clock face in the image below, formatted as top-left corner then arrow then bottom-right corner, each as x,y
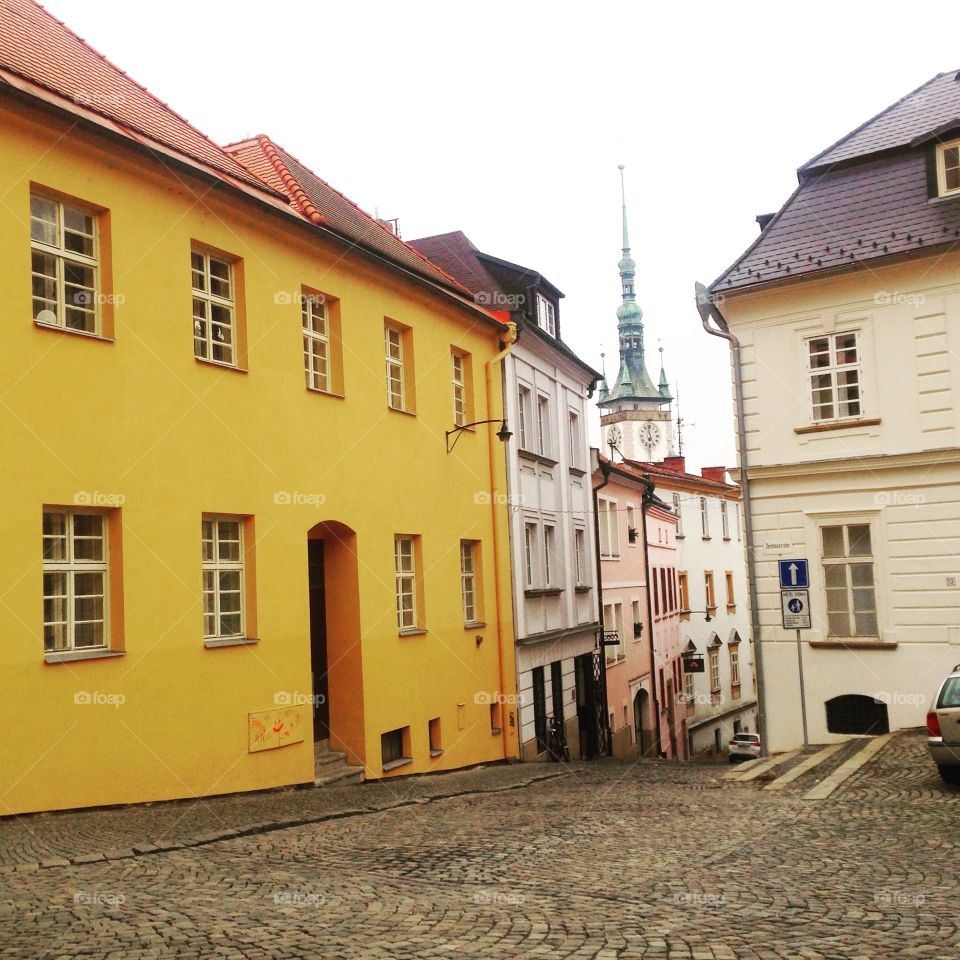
606,425 -> 622,451
639,421 -> 661,451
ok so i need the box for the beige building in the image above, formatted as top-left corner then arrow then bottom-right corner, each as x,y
701,70 -> 960,752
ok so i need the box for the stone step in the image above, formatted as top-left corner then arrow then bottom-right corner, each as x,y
313,764 -> 364,788
314,750 -> 347,769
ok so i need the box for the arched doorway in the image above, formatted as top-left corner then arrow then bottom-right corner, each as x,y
307,521 -> 364,766
825,694 -> 889,735
634,688 -> 655,757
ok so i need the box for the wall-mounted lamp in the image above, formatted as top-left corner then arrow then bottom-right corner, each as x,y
445,419 -> 512,454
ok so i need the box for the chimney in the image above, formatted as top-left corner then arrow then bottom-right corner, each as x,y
701,466 -> 727,484
756,213 -> 775,232
376,217 -> 400,237
662,455 -> 686,474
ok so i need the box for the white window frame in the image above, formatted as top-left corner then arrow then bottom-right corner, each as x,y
721,500 -> 730,539
536,394 -> 550,457
673,493 -> 683,537
202,517 -> 245,640
626,505 -> 637,546
302,292 -> 330,392
460,540 -> 478,624
574,527 -> 587,586
451,351 -> 467,427
518,385 -> 531,450
192,249 -> 236,366
937,140 -> 960,197
385,325 -> 405,410
709,649 -> 721,693
395,535 -> 417,630
568,410 -> 580,468
684,670 -> 695,703
700,497 -> 710,538
535,292 -> 556,336
807,331 -> 862,422
704,570 -> 716,610
523,521 -> 539,588
729,645 -> 741,686
598,497 -> 620,559
42,509 -> 109,652
542,524 -> 557,587
820,520 -> 879,639
30,193 -> 100,335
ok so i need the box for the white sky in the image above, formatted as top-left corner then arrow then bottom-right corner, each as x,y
41,0 -> 960,470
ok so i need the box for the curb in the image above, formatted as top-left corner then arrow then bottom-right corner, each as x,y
0,770 -> 567,874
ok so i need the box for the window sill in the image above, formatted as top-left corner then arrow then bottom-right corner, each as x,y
726,604 -> 737,614
382,757 -> 413,772
34,321 -> 113,343
387,405 -> 417,417
702,536 -> 712,541
809,639 -> 898,650
574,585 -> 591,594
204,636 -> 259,649
44,648 -> 124,664
306,386 -> 345,399
795,418 -> 881,435
517,448 -> 558,467
490,727 -> 503,736
524,587 -> 563,598
195,356 -> 248,374
429,749 -> 444,758
723,537 -> 731,542
464,620 -> 487,629
398,627 -> 428,637
675,534 -> 685,540
569,466 -> 587,478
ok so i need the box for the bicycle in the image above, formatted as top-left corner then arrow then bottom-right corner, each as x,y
547,715 -> 571,763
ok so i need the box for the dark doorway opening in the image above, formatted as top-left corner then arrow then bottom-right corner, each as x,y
575,653 -> 599,760
825,694 -> 890,735
307,539 -> 329,741
532,667 -> 547,754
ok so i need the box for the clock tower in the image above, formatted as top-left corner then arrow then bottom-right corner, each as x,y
597,166 -> 674,464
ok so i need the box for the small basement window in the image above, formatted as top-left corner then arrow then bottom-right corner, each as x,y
381,726 -> 411,770
428,717 -> 442,757
936,140 -> 960,197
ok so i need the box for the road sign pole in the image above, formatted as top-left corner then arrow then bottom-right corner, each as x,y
795,628 -> 809,748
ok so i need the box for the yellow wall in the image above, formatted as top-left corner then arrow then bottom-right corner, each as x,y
0,98 -> 519,815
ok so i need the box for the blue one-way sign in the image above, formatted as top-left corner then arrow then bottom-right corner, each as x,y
779,558 -> 809,589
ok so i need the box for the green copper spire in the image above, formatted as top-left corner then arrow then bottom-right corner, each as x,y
659,345 -> 671,398
599,165 -> 661,406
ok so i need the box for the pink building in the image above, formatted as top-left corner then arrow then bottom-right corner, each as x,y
595,456 -> 682,758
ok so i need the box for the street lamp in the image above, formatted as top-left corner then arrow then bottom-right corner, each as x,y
445,419 -> 512,454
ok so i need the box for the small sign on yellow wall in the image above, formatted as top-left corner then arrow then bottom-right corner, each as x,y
248,707 -> 306,753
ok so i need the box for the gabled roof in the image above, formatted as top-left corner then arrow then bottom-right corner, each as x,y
712,70 -> 960,295
225,138 -> 469,293
0,0 -> 272,194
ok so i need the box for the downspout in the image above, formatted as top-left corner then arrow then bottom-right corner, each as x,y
695,282 -> 768,755
640,475 -> 662,757
486,320 -> 519,760
591,452 -> 612,757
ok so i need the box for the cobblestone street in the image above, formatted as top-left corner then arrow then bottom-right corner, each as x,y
1,731 -> 956,959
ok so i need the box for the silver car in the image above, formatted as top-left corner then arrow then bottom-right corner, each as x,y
728,732 -> 761,763
927,666 -> 960,784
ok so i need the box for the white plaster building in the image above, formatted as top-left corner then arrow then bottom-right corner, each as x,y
702,71 -> 960,751
409,232 -> 603,760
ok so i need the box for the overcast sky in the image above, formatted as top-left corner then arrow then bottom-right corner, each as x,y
42,1 -> 960,469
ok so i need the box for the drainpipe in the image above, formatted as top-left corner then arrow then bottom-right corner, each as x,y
640,474 -> 663,757
695,282 -> 768,755
486,320 -> 519,760
591,452 -> 612,757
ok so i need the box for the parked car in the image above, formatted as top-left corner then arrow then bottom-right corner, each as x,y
927,666 -> 960,785
728,732 -> 761,763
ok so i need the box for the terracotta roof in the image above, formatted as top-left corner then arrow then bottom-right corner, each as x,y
0,0 -> 271,194
409,232 -> 507,302
711,70 -> 960,295
226,138 -> 469,293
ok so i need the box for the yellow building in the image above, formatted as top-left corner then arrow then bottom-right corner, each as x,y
0,0 -> 519,816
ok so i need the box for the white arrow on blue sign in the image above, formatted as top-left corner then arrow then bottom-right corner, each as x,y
778,558 -> 809,589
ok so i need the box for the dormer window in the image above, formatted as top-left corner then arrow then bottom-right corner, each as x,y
936,140 -> 960,197
535,293 -> 556,337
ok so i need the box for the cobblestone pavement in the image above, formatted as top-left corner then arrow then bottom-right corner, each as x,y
1,731 -> 956,959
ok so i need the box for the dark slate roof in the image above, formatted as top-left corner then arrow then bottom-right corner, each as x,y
802,71 -> 960,172
711,70 -> 960,294
410,231 -> 600,383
